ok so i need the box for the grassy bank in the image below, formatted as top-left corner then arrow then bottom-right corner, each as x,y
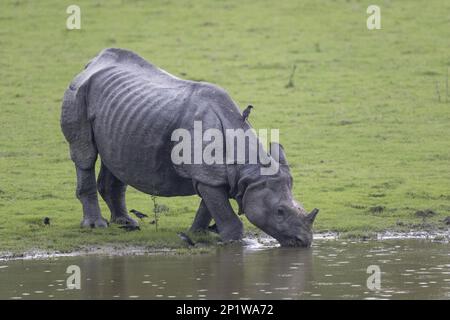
1,0 -> 449,254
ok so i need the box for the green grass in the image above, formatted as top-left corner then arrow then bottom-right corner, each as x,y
1,0 -> 450,254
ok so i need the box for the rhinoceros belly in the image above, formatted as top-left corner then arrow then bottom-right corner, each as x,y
89,67 -> 196,196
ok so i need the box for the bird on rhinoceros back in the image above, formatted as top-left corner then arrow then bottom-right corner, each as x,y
242,105 -> 253,123
60,48 -> 319,247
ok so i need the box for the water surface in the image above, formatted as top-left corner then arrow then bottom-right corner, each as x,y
1,239 -> 449,299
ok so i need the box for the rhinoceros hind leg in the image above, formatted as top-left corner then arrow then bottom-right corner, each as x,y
189,200 -> 213,232
76,166 -> 109,228
196,184 -> 243,242
97,162 -> 138,227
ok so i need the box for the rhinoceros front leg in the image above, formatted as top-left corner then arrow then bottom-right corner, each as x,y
75,166 -> 109,228
189,200 -> 213,232
196,183 -> 244,242
97,163 -> 138,226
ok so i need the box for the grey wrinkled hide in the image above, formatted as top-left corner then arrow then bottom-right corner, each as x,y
61,48 -> 318,246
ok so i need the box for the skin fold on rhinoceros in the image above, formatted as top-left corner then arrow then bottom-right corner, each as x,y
61,48 -> 319,247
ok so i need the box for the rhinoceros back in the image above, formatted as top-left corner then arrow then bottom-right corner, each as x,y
62,48 -> 241,196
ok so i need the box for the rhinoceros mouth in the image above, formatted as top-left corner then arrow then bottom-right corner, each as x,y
278,236 -> 311,248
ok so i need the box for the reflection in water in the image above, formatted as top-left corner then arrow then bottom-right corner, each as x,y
0,240 -> 449,299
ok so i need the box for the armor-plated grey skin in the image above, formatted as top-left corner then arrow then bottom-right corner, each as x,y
61,48 -> 319,247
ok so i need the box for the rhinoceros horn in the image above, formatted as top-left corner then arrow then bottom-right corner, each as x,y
306,208 -> 319,226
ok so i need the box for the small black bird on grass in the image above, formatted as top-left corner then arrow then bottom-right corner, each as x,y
43,217 -> 50,226
242,105 -> 253,122
130,209 -> 148,219
443,216 -> 450,225
415,209 -> 436,223
177,232 -> 195,246
119,225 -> 141,231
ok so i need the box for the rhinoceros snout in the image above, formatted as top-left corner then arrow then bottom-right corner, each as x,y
279,235 -> 312,248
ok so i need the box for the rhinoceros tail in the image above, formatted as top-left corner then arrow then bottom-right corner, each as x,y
60,71 -> 98,170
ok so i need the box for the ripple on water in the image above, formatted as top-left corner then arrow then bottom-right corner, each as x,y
2,239 -> 450,300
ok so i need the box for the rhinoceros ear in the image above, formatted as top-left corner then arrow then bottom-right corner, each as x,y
269,142 -> 288,165
306,208 -> 319,226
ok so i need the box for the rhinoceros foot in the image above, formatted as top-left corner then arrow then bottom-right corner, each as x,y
80,216 -> 109,228
110,215 -> 139,227
218,220 -> 244,242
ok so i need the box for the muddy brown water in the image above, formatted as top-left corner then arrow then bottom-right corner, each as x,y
0,239 -> 449,300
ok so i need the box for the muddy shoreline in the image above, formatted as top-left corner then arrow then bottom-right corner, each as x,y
1,229 -> 449,261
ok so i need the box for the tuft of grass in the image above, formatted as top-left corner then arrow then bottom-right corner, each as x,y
369,206 -> 386,214
339,231 -> 378,241
285,64 -> 297,88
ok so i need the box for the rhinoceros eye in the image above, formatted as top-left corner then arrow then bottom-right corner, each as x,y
276,207 -> 286,220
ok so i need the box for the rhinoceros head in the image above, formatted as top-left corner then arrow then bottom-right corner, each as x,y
240,143 -> 319,247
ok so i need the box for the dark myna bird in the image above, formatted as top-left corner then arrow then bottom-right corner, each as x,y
242,105 -> 253,122
207,223 -> 219,234
119,225 -> 141,232
443,216 -> 450,225
177,232 -> 195,246
43,217 -> 50,226
130,209 -> 148,219
415,209 -> 436,223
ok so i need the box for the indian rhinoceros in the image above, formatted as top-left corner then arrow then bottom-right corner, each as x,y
61,48 -> 319,247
